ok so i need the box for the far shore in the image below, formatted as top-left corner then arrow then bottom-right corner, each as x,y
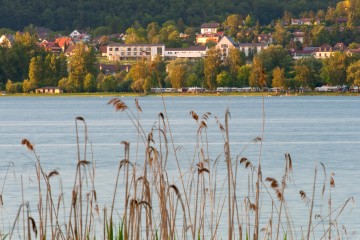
1,91 -> 360,98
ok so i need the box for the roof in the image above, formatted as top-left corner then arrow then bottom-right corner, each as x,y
238,42 -> 268,47
317,44 -> 333,52
107,43 -> 165,47
333,42 -> 347,51
36,86 -> 61,89
165,46 -> 207,51
99,64 -> 131,73
201,23 -> 220,28
55,37 -> 72,48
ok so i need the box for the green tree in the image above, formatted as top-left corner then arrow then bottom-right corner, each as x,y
294,57 -> 323,89
204,48 -> 221,89
68,43 -> 97,92
28,56 -> 43,89
225,48 -> 246,79
321,52 -> 349,86
22,79 -> 33,93
236,65 -> 251,87
84,73 -> 97,92
166,58 -> 190,88
257,45 -> 293,86
216,71 -> 232,87
126,58 -> 149,92
347,0 -> 360,28
346,60 -> 360,86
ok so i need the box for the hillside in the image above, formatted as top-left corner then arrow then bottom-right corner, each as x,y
0,0 -> 340,31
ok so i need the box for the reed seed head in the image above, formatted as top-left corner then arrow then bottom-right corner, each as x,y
21,139 -> 34,151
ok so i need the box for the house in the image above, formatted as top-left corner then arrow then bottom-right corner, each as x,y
195,32 -> 223,45
55,37 -> 72,52
238,42 -> 269,57
164,46 -> 207,60
99,45 -> 108,57
292,31 -> 305,44
216,36 -> 239,60
336,17 -> 348,25
34,27 -> 52,41
99,64 -> 131,75
289,47 -> 317,60
106,43 -> 165,61
200,23 -> 220,34
291,18 -> 320,26
35,87 -> 63,94
0,34 -> 15,48
333,42 -> 347,51
64,43 -> 77,56
69,30 -> 90,42
257,34 -> 273,44
314,44 -> 333,58
39,40 -> 62,54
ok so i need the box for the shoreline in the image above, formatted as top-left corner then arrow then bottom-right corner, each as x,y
1,91 -> 359,97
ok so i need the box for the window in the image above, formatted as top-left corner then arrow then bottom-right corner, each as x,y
134,47 -> 137,51
127,48 -> 131,51
157,47 -> 162,55
221,44 -> 228,48
115,48 -> 119,51
109,48 -> 113,51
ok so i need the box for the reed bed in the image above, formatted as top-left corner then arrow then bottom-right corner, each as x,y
0,97 -> 354,240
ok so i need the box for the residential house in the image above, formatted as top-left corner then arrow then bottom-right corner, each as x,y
257,34 -> 273,44
69,29 -> 90,42
0,34 -> 15,48
215,36 -> 239,60
99,46 -> 108,57
291,18 -> 321,26
106,43 -> 165,61
196,32 -> 223,45
289,47 -> 317,60
34,27 -> 52,41
64,43 -> 77,56
55,37 -> 72,52
314,44 -> 333,58
39,40 -> 62,54
35,87 -> 63,94
164,46 -> 207,60
200,23 -> 220,34
238,42 -> 269,57
333,42 -> 347,51
336,17 -> 348,25
292,31 -> 305,44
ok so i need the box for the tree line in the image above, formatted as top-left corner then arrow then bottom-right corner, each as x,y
0,0 -> 340,31
2,38 -> 360,94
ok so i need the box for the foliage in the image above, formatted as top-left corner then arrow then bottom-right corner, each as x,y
204,48 -> 221,89
0,0 -> 340,31
294,57 -> 323,89
346,59 -> 360,86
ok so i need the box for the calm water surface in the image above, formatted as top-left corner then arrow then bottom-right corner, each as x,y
0,95 -> 359,238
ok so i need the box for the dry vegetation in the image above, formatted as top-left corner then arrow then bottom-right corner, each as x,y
0,96 -> 354,240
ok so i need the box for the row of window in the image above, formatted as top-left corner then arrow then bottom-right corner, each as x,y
108,47 -> 152,51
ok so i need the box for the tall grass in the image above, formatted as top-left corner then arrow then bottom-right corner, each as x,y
0,97 -> 354,240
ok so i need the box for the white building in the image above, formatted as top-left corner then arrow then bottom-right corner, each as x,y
238,42 -> 269,57
215,36 -> 239,60
164,46 -> 207,60
107,43 -> 165,61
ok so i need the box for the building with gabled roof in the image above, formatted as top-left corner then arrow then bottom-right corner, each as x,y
216,36 -> 239,60
0,34 -> 15,48
200,23 -> 220,34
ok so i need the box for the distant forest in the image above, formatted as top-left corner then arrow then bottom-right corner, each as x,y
0,0 -> 340,31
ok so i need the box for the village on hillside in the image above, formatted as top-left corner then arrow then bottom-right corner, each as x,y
1,11 -> 360,94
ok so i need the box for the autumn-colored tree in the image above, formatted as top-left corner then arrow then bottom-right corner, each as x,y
272,67 -> 286,88
83,73 -> 97,92
204,47 -> 221,89
28,56 -> 43,89
249,56 -> 266,88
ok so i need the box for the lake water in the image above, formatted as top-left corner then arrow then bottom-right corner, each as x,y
0,95 -> 359,239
